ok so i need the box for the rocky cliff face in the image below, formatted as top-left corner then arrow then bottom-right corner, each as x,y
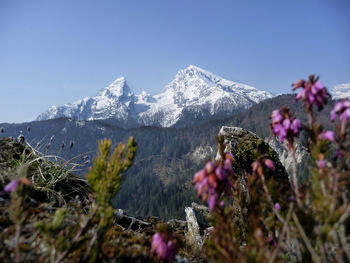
266,136 -> 310,181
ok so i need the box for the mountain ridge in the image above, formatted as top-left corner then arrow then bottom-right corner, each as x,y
37,65 -> 274,127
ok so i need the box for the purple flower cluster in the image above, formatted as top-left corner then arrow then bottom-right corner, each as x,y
3,180 -> 20,192
151,232 -> 177,263
252,158 -> 275,176
293,75 -> 330,111
331,99 -> 350,124
1,178 -> 31,194
318,130 -> 336,141
193,153 -> 234,210
270,108 -> 301,143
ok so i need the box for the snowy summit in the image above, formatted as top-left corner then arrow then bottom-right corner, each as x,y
331,83 -> 350,100
37,65 -> 274,127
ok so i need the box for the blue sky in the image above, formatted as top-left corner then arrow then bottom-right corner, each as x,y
0,0 -> 349,123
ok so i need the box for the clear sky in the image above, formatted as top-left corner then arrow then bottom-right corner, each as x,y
0,0 -> 349,123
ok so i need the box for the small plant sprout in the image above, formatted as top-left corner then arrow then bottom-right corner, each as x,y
35,137 -> 137,263
86,137 -> 137,260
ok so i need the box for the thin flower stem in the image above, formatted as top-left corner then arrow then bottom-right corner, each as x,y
260,173 -> 285,223
339,225 -> 350,262
291,150 -> 302,208
292,212 -> 321,263
269,203 -> 294,263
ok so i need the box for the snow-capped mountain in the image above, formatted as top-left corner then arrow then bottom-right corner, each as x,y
37,77 -> 135,123
37,65 -> 274,127
331,83 -> 350,100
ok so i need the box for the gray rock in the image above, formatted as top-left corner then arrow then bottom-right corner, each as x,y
217,126 -> 289,182
185,206 -> 203,250
191,202 -> 210,219
174,254 -> 189,263
266,136 -> 310,181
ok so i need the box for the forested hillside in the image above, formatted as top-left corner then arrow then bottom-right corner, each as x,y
0,94 -> 335,219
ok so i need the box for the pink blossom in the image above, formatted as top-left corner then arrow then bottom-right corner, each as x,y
291,119 -> 301,134
151,232 -> 177,262
4,180 -> 20,192
264,159 -> 275,170
318,131 -> 336,141
252,161 -> 260,173
293,76 -> 330,111
270,107 -> 301,143
274,202 -> 281,211
208,195 -> 218,210
318,159 -> 327,169
193,156 -> 234,210
331,99 -> 350,123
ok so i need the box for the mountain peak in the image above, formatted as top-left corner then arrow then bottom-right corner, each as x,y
177,65 -> 216,78
37,66 -> 274,127
332,83 -> 350,100
99,77 -> 132,98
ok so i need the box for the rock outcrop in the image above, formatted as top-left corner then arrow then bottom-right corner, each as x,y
216,126 -> 291,209
185,207 -> 203,251
217,126 -> 289,180
266,136 -> 310,181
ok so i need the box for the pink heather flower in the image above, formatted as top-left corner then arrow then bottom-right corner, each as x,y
252,161 -> 260,173
318,131 -> 336,141
291,119 -> 301,134
331,99 -> 350,123
270,107 -> 301,143
264,159 -> 275,170
274,203 -> 281,211
193,156 -> 234,210
293,76 -> 330,111
151,232 -> 177,263
205,161 -> 215,173
208,195 -> 217,210
4,180 -> 20,192
318,159 -> 327,169
271,110 -> 283,123
340,108 -> 350,122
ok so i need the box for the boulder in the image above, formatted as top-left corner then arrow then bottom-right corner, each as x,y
217,126 -> 289,181
185,207 -> 203,251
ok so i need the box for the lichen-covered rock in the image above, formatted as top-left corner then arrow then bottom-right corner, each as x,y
216,126 -> 291,211
217,126 -> 289,181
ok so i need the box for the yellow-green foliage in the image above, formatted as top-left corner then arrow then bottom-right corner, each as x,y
87,137 -> 137,227
35,208 -> 67,234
